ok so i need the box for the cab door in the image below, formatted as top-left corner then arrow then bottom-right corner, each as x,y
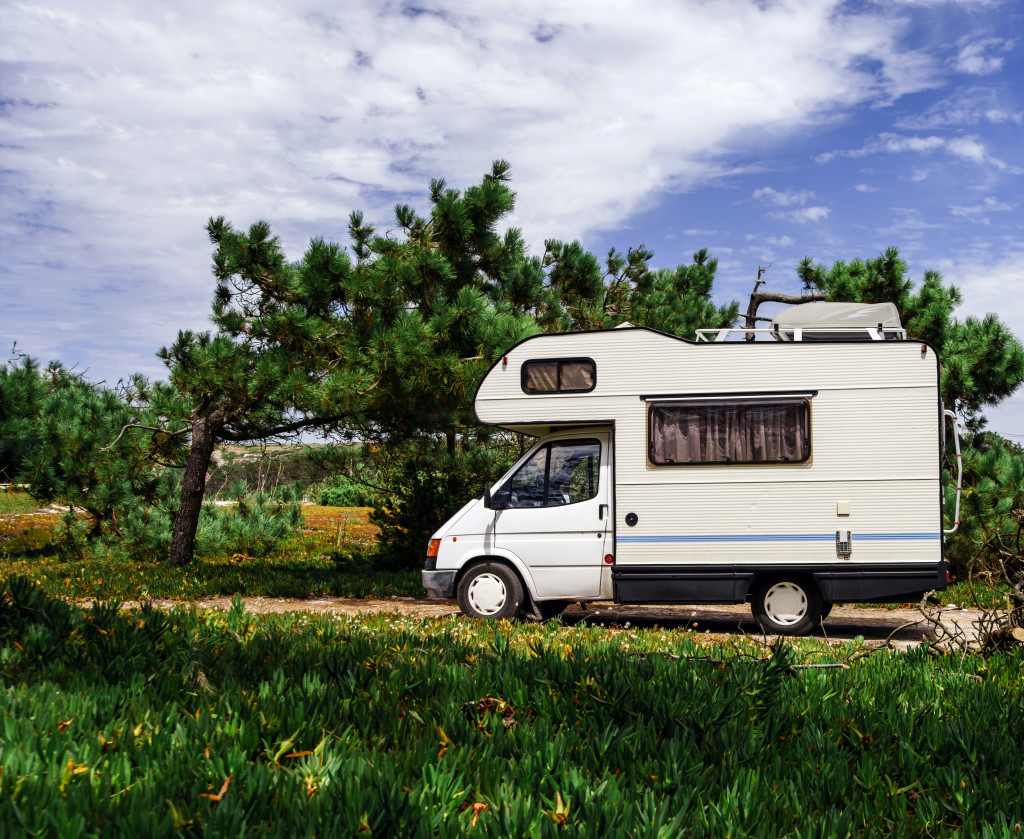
493,432 -> 612,598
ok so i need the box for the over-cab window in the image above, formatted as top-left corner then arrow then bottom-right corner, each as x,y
648,398 -> 811,465
497,439 -> 601,507
522,358 -> 596,394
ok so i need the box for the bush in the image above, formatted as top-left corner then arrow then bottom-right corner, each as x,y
316,473 -> 380,507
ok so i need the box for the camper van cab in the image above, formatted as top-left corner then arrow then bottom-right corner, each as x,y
422,302 -> 956,635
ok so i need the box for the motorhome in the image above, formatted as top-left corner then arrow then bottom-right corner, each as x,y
421,302 -> 959,635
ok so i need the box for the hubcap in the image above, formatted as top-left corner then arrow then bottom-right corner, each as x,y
763,582 -> 808,626
467,573 -> 507,616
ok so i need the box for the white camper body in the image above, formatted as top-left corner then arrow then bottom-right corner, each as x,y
422,310 -> 949,634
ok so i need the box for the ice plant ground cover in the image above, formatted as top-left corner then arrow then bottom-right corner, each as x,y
2,576 -> 1023,837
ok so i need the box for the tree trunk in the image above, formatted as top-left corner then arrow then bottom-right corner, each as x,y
744,290 -> 827,330
168,410 -> 224,567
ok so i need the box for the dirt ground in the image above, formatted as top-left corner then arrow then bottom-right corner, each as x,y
119,595 -> 983,647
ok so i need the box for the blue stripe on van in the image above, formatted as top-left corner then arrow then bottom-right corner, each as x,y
616,532 -> 941,544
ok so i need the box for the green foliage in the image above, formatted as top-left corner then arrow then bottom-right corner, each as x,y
369,441 -> 515,570
3,578 -> 1024,836
946,434 -> 1024,581
9,360 -> 188,547
0,353 -> 48,483
315,472 -> 380,507
200,488 -> 304,558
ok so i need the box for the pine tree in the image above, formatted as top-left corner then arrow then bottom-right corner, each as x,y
159,219 -> 367,566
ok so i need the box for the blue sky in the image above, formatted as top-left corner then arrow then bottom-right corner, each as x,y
2,0 -> 1023,435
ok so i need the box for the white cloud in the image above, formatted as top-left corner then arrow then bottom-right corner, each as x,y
0,0 -> 959,382
950,196 -> 1013,216
955,37 -> 1013,75
895,88 -> 1023,129
823,132 -> 1012,170
745,234 -> 795,247
752,187 -> 817,207
854,184 -> 879,192
770,206 -> 831,223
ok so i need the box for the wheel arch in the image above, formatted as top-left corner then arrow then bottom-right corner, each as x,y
454,554 -> 538,603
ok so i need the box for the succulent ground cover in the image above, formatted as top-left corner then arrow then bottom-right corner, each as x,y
2,576 -> 1023,837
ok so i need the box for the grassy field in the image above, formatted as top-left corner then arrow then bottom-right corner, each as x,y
0,493 -> 421,600
1,576 -> 1022,837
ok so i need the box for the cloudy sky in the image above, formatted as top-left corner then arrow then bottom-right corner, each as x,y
3,0 -> 1023,434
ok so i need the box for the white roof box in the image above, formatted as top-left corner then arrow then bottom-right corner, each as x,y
771,301 -> 904,341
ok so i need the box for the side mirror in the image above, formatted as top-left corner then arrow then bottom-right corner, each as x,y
484,487 -> 511,510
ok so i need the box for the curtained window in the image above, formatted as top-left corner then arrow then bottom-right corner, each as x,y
522,358 -> 596,393
649,398 -> 810,465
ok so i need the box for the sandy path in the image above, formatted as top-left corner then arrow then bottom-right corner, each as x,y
112,595 -> 982,647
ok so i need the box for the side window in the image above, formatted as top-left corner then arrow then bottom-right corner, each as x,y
522,359 -> 596,394
548,441 -> 601,504
499,439 -> 601,507
649,399 -> 810,465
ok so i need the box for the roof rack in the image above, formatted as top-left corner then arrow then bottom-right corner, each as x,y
695,301 -> 907,343
695,324 -> 907,342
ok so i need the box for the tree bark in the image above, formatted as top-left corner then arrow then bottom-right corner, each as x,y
744,290 -> 827,330
168,409 -> 224,567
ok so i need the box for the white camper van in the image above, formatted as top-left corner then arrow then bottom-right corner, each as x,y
422,302 -> 958,635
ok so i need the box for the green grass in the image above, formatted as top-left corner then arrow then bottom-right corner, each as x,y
2,576 -> 1023,837
0,487 -> 42,515
0,496 -> 422,600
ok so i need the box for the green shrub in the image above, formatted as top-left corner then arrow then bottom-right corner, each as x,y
316,472 -> 379,507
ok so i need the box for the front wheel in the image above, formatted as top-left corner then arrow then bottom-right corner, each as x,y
457,562 -> 524,621
751,577 -> 822,636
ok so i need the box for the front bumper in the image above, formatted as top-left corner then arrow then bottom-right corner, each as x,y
421,569 -> 457,599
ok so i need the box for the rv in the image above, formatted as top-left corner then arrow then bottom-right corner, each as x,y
421,302 -> 960,635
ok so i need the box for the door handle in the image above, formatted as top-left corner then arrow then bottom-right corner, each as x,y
599,504 -> 607,520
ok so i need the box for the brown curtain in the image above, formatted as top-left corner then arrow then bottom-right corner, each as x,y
560,361 -> 595,391
524,362 -> 558,392
650,399 -> 809,464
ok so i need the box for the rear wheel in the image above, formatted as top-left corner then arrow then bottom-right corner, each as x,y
751,577 -> 822,636
457,562 -> 524,621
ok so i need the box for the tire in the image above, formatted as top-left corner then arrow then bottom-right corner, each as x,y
457,562 -> 524,621
751,577 -> 822,636
820,601 -> 833,621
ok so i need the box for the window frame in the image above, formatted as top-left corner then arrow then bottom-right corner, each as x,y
494,437 -> 602,508
521,357 -> 597,395
647,394 -> 813,467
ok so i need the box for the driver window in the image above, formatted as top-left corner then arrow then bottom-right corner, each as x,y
503,439 -> 600,508
547,441 -> 600,505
